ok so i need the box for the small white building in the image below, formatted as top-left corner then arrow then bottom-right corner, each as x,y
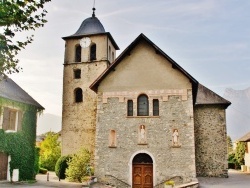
238,132 -> 250,172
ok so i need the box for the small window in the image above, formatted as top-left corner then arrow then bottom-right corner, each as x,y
75,88 -> 83,103
2,107 -> 22,132
127,100 -> 133,116
137,94 -> 149,116
153,99 -> 159,116
75,45 -> 81,62
109,46 -> 111,61
90,44 -> 96,61
74,69 -> 81,79
112,52 -> 115,62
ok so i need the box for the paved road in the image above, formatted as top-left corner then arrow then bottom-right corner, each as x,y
198,169 -> 250,188
0,172 -> 82,188
0,169 -> 250,187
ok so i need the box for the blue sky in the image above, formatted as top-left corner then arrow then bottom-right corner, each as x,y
10,0 -> 250,116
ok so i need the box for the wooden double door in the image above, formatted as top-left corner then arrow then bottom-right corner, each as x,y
133,164 -> 153,188
0,152 -> 8,180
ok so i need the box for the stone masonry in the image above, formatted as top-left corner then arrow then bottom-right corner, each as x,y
194,105 -> 228,177
94,90 -> 197,186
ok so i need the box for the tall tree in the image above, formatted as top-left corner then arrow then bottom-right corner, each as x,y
227,135 -> 233,154
40,131 -> 61,171
0,0 -> 51,75
235,141 -> 246,166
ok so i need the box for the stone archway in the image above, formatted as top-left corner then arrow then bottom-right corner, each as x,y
132,153 -> 153,188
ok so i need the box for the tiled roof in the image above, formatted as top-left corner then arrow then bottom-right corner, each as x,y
0,75 -> 44,109
195,84 -> 231,108
238,132 -> 250,142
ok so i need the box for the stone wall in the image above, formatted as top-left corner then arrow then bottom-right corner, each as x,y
194,105 -> 228,177
61,34 -> 116,155
94,90 -> 196,186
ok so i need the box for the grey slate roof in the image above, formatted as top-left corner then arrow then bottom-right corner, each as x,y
0,75 -> 44,110
195,84 -> 231,108
72,16 -> 105,37
238,132 -> 250,142
62,13 -> 119,50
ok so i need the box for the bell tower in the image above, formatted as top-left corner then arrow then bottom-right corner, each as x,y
61,8 -> 119,155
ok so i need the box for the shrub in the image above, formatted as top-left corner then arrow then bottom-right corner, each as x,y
34,147 -> 40,175
65,148 -> 93,182
55,155 -> 71,180
228,162 -> 235,169
39,167 -> 48,174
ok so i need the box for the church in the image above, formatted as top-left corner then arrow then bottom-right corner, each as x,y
61,8 -> 231,187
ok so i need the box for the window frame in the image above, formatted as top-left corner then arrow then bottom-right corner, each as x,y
137,94 -> 149,116
75,88 -> 83,103
1,107 -> 22,132
75,45 -> 81,62
127,100 -> 133,116
90,43 -> 96,61
74,69 -> 81,79
153,99 -> 159,116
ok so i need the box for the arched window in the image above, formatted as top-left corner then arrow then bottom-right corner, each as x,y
153,99 -> 159,116
90,44 -> 96,61
75,88 -> 83,103
132,153 -> 153,164
127,100 -> 133,116
137,94 -> 149,116
75,45 -> 81,62
74,69 -> 81,79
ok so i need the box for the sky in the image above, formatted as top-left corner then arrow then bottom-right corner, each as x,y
9,0 -> 250,117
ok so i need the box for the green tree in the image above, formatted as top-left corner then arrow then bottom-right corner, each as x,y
235,141 -> 246,166
0,0 -> 51,74
65,148 -> 93,182
227,135 -> 233,154
39,131 -> 61,171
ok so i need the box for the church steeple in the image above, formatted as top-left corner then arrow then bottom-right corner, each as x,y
61,2 -> 119,155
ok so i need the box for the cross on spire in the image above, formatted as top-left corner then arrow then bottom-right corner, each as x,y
92,0 -> 96,17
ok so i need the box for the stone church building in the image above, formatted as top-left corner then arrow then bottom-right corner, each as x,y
61,8 -> 231,187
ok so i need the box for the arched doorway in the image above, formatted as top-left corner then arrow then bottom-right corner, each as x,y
132,153 -> 153,188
